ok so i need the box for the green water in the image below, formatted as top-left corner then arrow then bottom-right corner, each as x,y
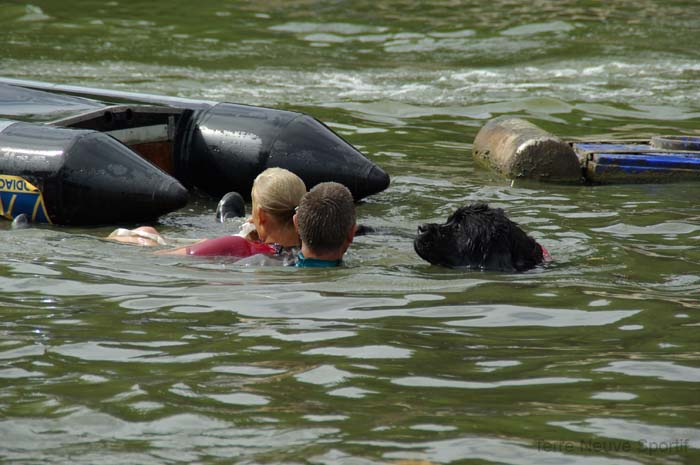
1,1 -> 700,464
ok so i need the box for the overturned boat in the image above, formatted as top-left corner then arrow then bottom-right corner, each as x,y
473,116 -> 700,184
0,78 -> 390,225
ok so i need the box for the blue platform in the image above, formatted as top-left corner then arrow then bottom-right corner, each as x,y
573,140 -> 700,183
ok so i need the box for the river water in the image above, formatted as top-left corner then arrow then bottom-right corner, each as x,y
1,1 -> 700,464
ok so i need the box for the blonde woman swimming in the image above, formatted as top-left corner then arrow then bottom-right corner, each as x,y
109,167 -> 306,258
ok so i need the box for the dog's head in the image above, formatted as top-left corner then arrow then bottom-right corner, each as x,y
414,203 -> 544,271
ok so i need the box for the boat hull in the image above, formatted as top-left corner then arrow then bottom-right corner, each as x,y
0,120 -> 188,225
0,78 -> 391,225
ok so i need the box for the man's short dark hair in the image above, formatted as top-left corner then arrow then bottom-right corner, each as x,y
296,182 -> 355,254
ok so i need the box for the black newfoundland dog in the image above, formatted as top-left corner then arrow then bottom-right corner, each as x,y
414,203 -> 548,272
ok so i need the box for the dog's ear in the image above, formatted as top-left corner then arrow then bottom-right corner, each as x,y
478,210 -> 541,272
453,206 -> 506,269
508,224 -> 544,271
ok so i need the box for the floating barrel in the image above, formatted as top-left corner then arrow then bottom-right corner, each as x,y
472,117 -> 582,182
0,120 -> 188,225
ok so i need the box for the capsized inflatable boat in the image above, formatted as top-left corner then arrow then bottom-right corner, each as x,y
473,116 -> 700,184
0,78 -> 390,225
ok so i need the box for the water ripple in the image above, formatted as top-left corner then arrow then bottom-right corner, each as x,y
303,345 -> 412,360
295,365 -> 358,386
0,407 -> 338,462
595,360 -> 700,382
368,437 -> 641,465
550,418 -> 700,450
393,376 -> 588,389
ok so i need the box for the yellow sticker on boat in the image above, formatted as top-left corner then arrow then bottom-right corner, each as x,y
0,174 -> 51,223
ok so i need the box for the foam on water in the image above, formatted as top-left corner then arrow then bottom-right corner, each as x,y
3,57 -> 700,122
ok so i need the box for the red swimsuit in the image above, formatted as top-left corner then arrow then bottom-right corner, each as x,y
186,235 -> 276,257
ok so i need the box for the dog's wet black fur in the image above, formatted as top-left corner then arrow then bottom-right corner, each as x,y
414,203 -> 545,272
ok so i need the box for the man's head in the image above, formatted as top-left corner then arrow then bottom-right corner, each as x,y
294,182 -> 356,259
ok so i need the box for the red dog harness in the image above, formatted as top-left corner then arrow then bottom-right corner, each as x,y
540,244 -> 552,262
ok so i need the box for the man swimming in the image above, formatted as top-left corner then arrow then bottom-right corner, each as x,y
292,182 -> 356,267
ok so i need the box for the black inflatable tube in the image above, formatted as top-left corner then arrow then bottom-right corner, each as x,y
179,103 -> 390,200
0,78 -> 391,201
0,121 -> 188,225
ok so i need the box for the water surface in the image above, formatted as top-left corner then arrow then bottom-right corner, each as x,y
1,1 -> 699,464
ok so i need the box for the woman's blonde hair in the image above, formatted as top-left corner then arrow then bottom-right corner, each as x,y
251,167 -> 307,225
